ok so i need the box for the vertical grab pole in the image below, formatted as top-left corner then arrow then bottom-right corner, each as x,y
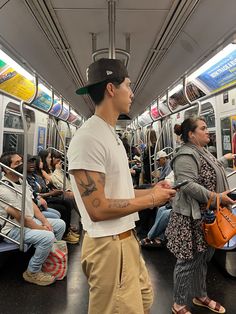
19,75 -> 38,251
108,0 -> 116,59
51,116 -> 67,192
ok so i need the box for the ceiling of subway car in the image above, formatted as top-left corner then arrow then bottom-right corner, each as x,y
0,0 -> 236,121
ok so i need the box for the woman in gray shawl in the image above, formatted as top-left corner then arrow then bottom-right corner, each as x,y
166,117 -> 236,314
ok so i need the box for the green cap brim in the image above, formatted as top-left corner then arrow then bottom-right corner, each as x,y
76,86 -> 89,95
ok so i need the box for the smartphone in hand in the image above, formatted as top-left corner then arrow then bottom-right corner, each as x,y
172,180 -> 189,190
227,191 -> 236,201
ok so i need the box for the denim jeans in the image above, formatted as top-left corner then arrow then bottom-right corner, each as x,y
41,207 -> 61,219
147,206 -> 172,240
7,218 -> 66,272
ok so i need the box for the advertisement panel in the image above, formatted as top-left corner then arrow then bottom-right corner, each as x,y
197,50 -> 236,92
138,111 -> 152,126
221,116 -> 235,168
59,104 -> 70,121
0,60 -> 35,101
32,90 -> 52,112
37,126 -> 46,153
68,111 -> 78,123
49,100 -> 62,117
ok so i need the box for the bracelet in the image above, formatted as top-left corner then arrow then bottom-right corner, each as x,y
150,194 -> 155,209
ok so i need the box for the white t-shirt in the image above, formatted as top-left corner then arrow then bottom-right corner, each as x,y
0,176 -> 34,235
67,115 -> 139,237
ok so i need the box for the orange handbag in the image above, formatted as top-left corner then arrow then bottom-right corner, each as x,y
203,193 -> 236,248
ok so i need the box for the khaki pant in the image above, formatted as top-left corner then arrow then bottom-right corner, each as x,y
81,231 -> 153,314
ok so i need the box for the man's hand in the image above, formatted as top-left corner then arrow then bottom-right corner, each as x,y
155,180 -> 172,189
43,220 -> 53,231
151,185 -> 176,206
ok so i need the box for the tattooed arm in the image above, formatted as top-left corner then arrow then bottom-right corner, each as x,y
70,170 -> 176,221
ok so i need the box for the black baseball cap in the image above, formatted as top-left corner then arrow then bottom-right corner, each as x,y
76,58 -> 129,95
27,154 -> 37,162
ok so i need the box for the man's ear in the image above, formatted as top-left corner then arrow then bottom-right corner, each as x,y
106,82 -> 116,97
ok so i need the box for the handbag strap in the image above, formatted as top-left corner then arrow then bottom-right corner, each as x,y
206,192 -> 215,210
206,191 -> 220,212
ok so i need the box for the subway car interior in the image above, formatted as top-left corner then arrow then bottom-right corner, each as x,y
1,0 -> 236,313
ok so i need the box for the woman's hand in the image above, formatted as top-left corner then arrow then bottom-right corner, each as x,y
52,189 -> 63,196
55,161 -> 62,170
221,190 -> 236,205
223,153 -> 236,160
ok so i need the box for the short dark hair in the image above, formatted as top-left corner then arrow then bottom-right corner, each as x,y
0,151 -> 20,172
88,77 -> 125,105
174,117 -> 206,143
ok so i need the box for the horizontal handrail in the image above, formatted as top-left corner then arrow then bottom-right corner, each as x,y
0,198 -> 22,212
0,162 -> 23,178
227,170 -> 236,178
0,181 -> 22,195
0,215 -> 21,228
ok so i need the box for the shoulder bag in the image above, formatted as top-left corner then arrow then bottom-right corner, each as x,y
203,193 -> 236,248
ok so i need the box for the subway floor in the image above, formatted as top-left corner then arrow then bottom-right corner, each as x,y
0,241 -> 236,314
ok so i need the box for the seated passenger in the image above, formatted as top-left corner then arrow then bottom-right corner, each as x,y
0,152 -> 66,286
140,171 -> 174,248
40,149 -> 81,220
50,150 -> 72,192
152,150 -> 172,181
26,154 -> 61,219
34,156 -> 80,244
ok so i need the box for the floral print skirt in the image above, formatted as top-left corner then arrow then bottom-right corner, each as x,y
165,154 -> 217,260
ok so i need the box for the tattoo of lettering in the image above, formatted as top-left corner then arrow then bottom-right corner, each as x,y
79,172 -> 97,196
108,200 -> 130,209
98,173 -> 105,187
92,198 -> 100,208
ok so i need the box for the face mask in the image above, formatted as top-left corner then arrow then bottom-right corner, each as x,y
13,163 -> 24,174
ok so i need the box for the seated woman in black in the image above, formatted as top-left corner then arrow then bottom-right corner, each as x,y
33,156 -> 79,244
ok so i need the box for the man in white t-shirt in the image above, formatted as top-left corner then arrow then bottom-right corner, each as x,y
67,58 -> 176,314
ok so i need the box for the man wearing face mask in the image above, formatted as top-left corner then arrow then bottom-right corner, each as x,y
0,152 -> 66,286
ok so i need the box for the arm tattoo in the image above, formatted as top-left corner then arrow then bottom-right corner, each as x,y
79,171 -> 97,196
92,198 -> 101,208
98,173 -> 105,187
108,200 -> 130,209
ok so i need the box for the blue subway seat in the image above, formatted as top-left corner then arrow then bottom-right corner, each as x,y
0,241 -> 29,253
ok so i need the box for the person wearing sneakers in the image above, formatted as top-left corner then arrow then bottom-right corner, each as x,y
68,58 -> 176,314
0,152 -> 66,286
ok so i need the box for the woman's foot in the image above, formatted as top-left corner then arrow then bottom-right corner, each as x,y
172,303 -> 192,314
193,296 -> 226,313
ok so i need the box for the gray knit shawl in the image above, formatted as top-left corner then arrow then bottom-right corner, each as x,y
186,143 -> 229,193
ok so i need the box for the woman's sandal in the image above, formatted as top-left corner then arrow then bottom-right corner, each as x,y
172,305 -> 192,314
140,237 -> 162,248
193,297 -> 226,313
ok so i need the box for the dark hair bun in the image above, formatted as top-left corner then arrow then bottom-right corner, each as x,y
174,124 -> 182,136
